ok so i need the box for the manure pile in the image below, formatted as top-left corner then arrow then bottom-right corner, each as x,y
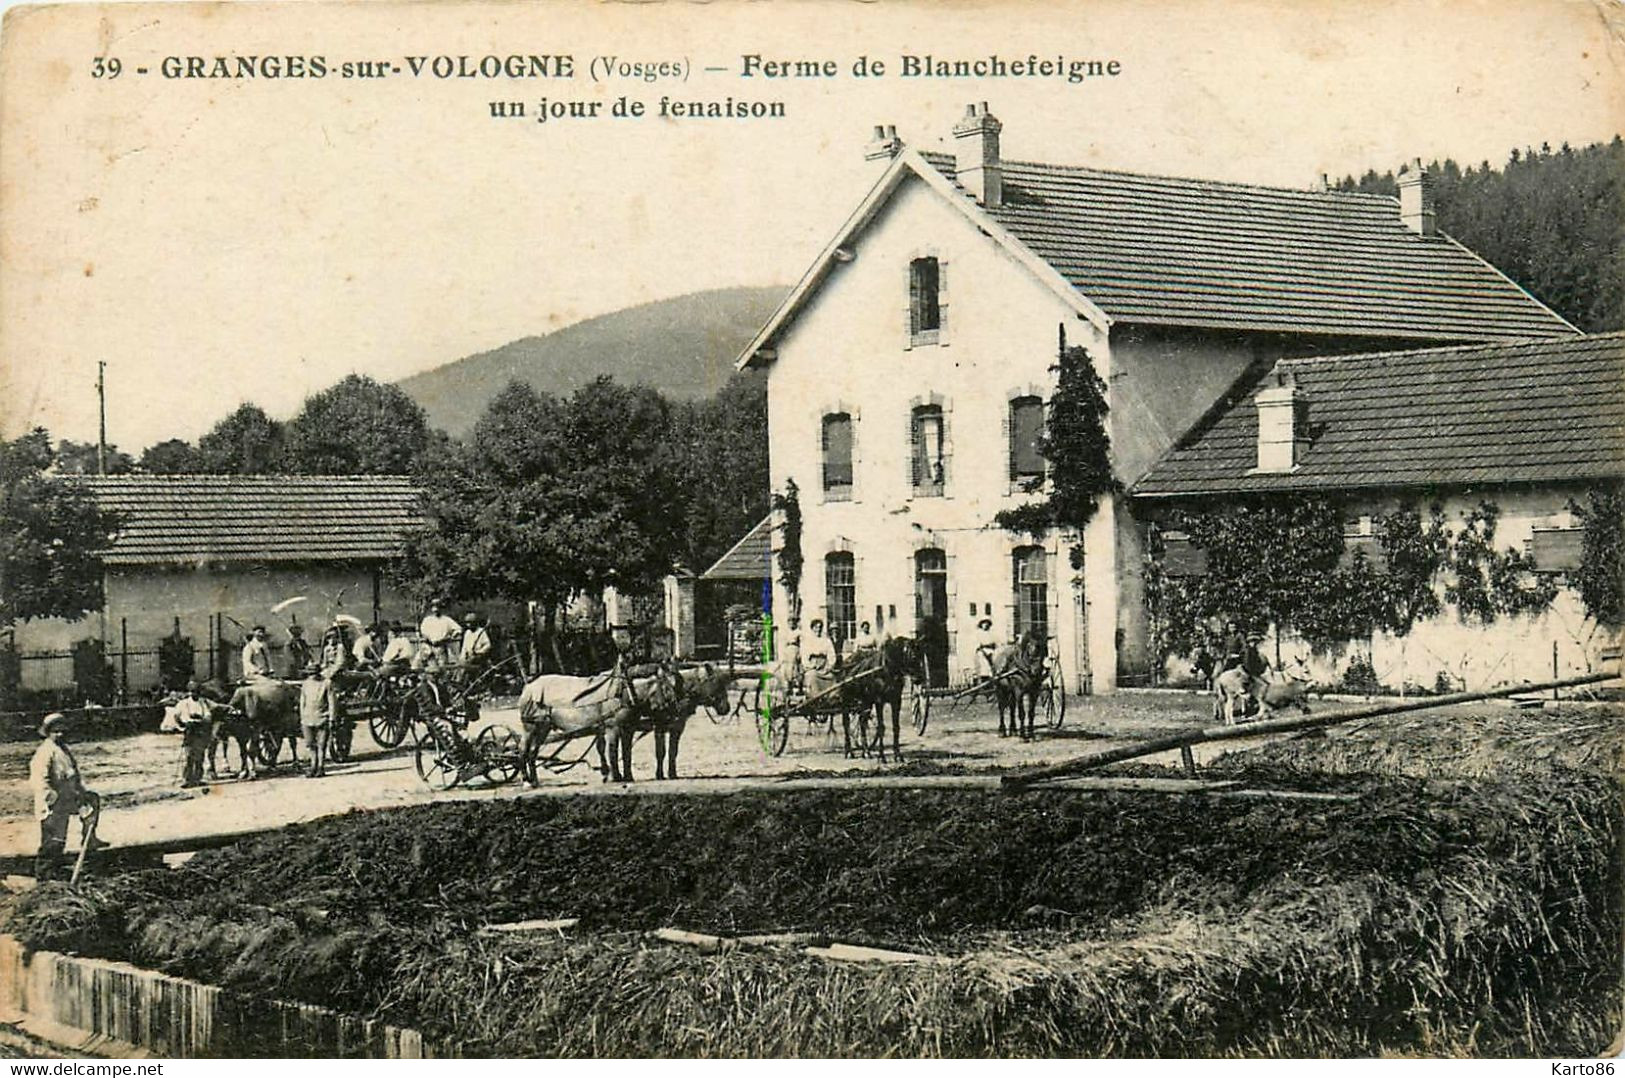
8,771 -> 1621,1057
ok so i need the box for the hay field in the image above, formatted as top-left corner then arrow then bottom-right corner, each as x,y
7,705 -> 1620,1060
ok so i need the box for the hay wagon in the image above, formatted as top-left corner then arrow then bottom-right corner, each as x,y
743,664 -> 930,757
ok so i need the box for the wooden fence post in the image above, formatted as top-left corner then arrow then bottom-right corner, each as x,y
119,618 -> 128,703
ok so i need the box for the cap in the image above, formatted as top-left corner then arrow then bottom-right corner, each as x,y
977,617 -> 993,629
186,680 -> 201,692
288,624 -> 305,635
38,712 -> 66,737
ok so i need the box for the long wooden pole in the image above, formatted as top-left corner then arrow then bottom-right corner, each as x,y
1001,668 -> 1620,791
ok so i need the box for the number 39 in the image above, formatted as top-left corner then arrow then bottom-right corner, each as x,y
91,57 -> 121,78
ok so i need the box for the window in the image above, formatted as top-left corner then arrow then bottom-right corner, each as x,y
821,413 -> 853,498
825,553 -> 857,647
1529,526 -> 1583,573
1013,546 -> 1048,643
909,257 -> 941,342
911,405 -> 946,495
1160,531 -> 1208,577
1009,396 -> 1045,483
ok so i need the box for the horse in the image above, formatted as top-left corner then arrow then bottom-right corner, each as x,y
992,633 -> 1047,741
602,662 -> 734,780
837,637 -> 924,764
516,665 -> 681,785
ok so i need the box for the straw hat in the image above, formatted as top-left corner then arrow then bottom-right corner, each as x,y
38,712 -> 66,738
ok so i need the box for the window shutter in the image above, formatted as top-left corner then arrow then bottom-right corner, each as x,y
906,261 -> 921,343
937,259 -> 949,341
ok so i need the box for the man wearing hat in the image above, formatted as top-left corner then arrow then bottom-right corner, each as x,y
459,611 -> 492,682
284,623 -> 313,678
299,661 -> 332,778
418,601 -> 462,668
30,713 -> 104,882
174,680 -> 214,788
241,625 -> 275,682
974,616 -> 1000,680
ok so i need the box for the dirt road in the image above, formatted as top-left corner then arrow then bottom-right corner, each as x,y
0,688 -> 1247,861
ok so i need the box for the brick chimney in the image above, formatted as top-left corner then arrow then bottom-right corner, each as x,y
1255,368 -> 1309,473
864,123 -> 901,163
952,102 -> 1002,207
1397,158 -> 1436,236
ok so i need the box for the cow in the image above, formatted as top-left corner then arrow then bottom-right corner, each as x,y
1212,656 -> 1314,725
225,680 -> 304,771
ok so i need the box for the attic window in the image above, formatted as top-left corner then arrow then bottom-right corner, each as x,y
909,257 -> 941,343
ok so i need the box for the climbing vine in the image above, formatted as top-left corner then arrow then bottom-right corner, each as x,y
994,335 -> 1120,571
771,478 -> 803,622
1570,484 -> 1624,627
1146,496 -> 1556,663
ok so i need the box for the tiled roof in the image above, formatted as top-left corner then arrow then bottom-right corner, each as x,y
921,151 -> 1575,343
75,475 -> 425,565
1133,334 -> 1625,497
701,516 -> 772,581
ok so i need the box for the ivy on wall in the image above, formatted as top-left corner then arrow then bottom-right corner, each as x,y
1146,495 -> 1560,662
772,478 -> 803,622
1570,484 -> 1624,628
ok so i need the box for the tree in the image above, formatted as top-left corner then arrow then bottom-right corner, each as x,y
139,438 -> 205,474
1445,502 -> 1557,623
397,376 -> 690,659
1570,485 -> 1624,627
282,375 -> 431,475
669,372 -> 770,572
994,338 -> 1120,569
198,403 -> 285,474
1,429 -> 119,625
771,478 -> 803,622
52,439 -> 133,475
1370,504 -> 1452,635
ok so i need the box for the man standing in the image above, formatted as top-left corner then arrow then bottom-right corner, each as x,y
284,623 -> 313,678
31,714 -> 104,882
974,617 -> 1000,680
419,602 -> 462,667
241,625 -> 275,682
298,662 -> 331,778
174,681 -> 214,788
460,612 -> 492,681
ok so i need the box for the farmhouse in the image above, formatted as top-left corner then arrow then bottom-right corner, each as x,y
10,475 -> 424,693
739,103 -> 1577,693
1134,332 -> 1625,689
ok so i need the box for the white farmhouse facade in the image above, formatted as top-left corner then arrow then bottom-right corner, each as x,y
739,104 -> 1576,694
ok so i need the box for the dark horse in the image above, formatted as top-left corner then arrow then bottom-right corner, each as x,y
993,633 -> 1047,741
838,636 -> 926,764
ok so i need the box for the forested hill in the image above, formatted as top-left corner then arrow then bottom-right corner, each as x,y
1337,137 -> 1624,333
397,285 -> 788,437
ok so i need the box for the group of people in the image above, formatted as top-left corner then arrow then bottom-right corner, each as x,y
772,615 -> 888,697
237,603 -> 494,684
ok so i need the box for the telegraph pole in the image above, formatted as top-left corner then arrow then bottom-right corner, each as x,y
96,360 -> 107,475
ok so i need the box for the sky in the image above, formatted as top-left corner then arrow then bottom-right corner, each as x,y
1,0 -> 1620,453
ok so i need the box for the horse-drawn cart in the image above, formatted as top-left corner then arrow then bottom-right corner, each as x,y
928,661 -> 1067,729
743,641 -> 930,758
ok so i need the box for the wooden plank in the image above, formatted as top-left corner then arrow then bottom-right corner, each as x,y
1218,789 -> 1361,803
1029,775 -> 1240,793
479,918 -> 578,935
1002,668 -> 1620,791
804,943 -> 952,966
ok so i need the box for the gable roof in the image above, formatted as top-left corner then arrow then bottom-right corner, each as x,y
1133,333 -> 1625,498
739,148 -> 1575,367
76,475 -> 425,566
701,515 -> 772,582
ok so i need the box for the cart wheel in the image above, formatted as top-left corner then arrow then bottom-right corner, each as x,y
1044,667 -> 1066,729
370,706 -> 408,749
330,721 -> 353,763
911,681 -> 930,736
477,726 -> 522,785
254,729 -> 281,768
755,682 -> 790,757
415,732 -> 461,790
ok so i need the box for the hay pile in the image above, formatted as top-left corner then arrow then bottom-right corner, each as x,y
1211,702 -> 1625,783
7,774 -> 1620,1057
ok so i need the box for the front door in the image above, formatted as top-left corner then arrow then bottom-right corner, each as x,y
914,549 -> 950,688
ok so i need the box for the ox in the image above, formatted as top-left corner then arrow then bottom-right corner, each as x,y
1212,656 -> 1314,726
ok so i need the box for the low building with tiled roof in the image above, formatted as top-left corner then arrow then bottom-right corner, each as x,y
734,103 -> 1585,692
13,475 -> 428,693
1133,332 -> 1625,689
